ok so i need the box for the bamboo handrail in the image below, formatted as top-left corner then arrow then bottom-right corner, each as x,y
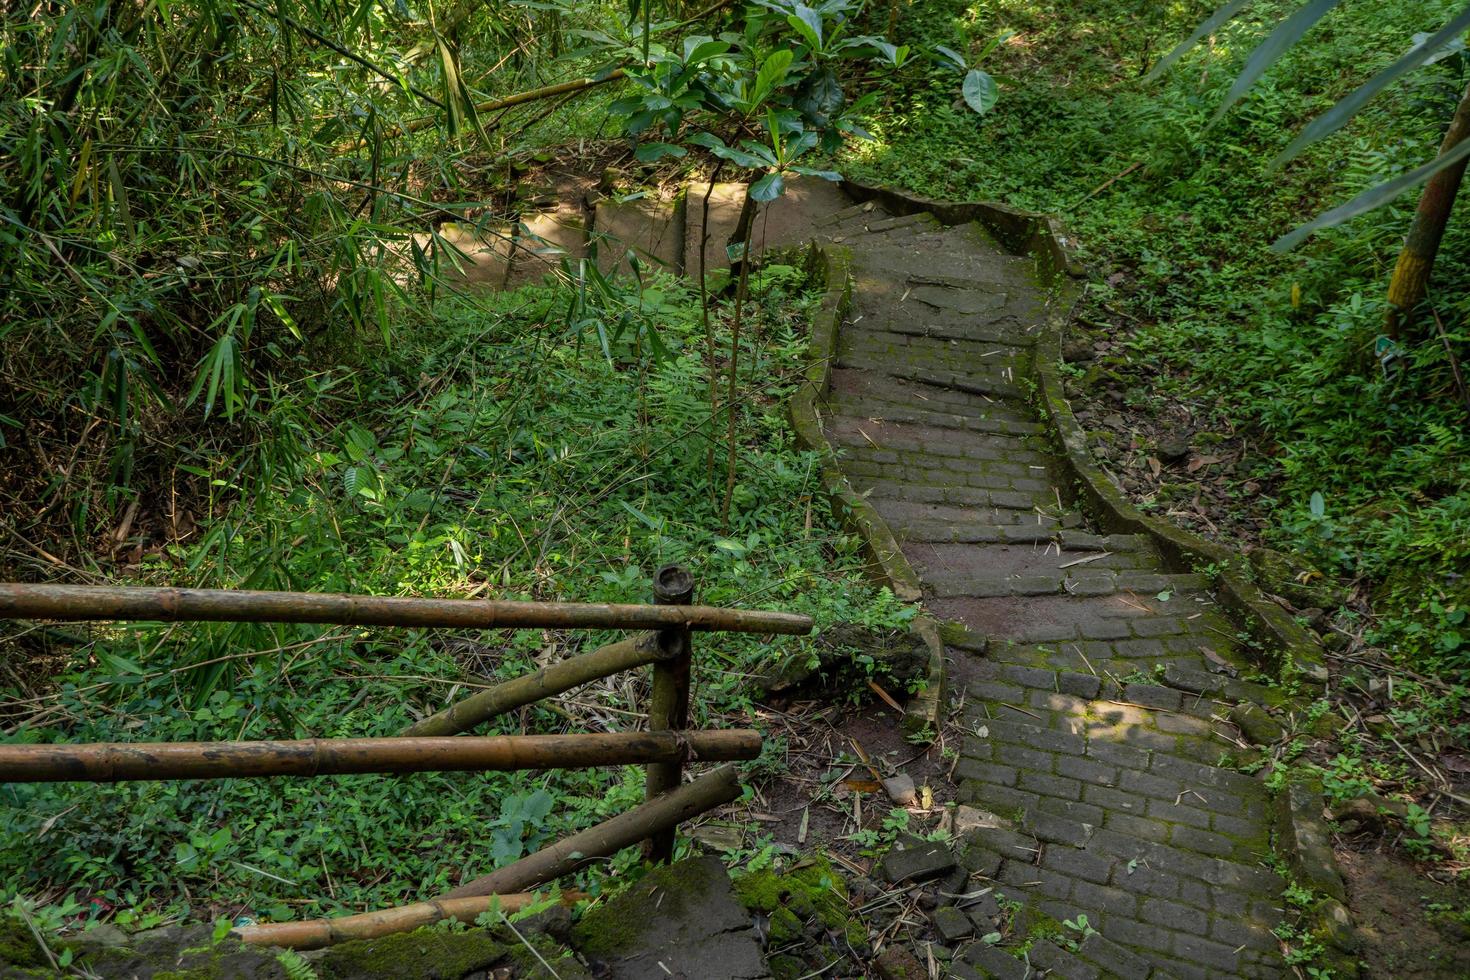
401,630 -> 669,736
0,583 -> 814,635
232,890 -> 587,949
442,765 -> 742,899
0,730 -> 760,783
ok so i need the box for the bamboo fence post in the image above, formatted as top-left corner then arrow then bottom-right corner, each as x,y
643,564 -> 694,863
442,765 -> 740,899
401,631 -> 671,737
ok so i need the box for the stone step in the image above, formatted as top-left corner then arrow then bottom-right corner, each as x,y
895,524 -> 1152,552
846,308 -> 1038,347
854,479 -> 1058,511
837,445 -> 1047,480
909,541 -> 1159,583
926,571 -> 1210,600
825,416 -> 1047,461
875,499 -> 1078,532
825,400 -> 1043,437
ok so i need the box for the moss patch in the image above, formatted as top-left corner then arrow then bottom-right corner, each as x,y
0,914 -> 44,969
571,858 -> 729,959
732,855 -> 863,948
315,927 -> 509,979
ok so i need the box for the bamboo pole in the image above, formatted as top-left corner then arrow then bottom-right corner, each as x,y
232,890 -> 587,950
0,731 -> 761,783
401,631 -> 669,736
0,583 -> 813,635
644,565 -> 693,862
1385,78 -> 1470,338
442,765 -> 741,899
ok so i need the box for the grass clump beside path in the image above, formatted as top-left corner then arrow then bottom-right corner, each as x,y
0,263 -> 911,929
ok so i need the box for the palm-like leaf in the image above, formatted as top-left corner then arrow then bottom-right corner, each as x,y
1272,137 -> 1470,251
1212,0 -> 1340,123
1270,6 -> 1470,170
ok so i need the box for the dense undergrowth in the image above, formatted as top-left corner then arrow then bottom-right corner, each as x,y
0,265 -> 911,925
846,0 -> 1470,683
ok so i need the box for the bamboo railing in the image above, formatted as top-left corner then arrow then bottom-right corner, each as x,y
0,566 -> 810,949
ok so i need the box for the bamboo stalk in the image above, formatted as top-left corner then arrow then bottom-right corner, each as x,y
232,890 -> 587,950
401,631 -> 669,736
1385,78 -> 1470,337
0,584 -> 813,635
644,565 -> 694,862
442,765 -> 741,899
0,731 -> 761,783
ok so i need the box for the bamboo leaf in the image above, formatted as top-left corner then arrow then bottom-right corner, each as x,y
1144,0 -> 1255,81
1214,0 -> 1341,123
1272,138 -> 1470,251
1271,5 -> 1470,170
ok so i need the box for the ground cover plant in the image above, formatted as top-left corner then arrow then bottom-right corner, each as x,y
0,261 -> 912,926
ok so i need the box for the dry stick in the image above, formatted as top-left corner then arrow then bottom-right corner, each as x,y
233,890 -> 587,950
1072,160 -> 1143,209
0,583 -> 813,635
0,730 -> 761,784
720,200 -> 758,533
698,161 -> 727,501
401,631 -> 670,736
442,765 -> 742,899
1430,305 -> 1470,414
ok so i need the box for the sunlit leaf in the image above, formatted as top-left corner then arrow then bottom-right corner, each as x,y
750,171 -> 786,202
962,69 -> 998,115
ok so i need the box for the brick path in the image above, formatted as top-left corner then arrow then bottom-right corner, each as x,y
811,202 -> 1287,979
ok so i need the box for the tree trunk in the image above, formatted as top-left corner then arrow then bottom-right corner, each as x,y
1385,79 -> 1470,338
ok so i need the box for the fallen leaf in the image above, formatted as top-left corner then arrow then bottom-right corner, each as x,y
1148,457 -> 1162,478
1185,454 -> 1222,473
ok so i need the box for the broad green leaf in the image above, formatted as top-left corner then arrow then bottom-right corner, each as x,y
962,69 -> 998,115
682,36 -> 730,64
1145,0 -> 1254,81
1214,0 -> 1341,123
791,166 -> 842,181
749,171 -> 786,202
933,44 -> 968,71
634,141 -> 687,163
787,5 -> 823,51
1271,6 -> 1470,170
1273,138 -> 1470,251
751,49 -> 794,108
1310,491 -> 1325,517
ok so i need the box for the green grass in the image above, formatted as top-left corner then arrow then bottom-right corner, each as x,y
0,264 -> 911,927
845,0 -> 1470,678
